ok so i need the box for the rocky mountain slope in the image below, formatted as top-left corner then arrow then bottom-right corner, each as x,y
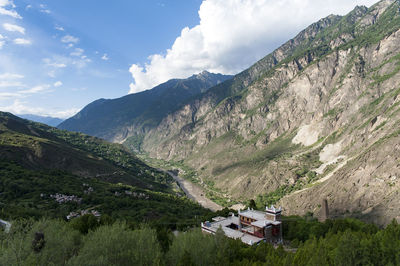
139,0 -> 400,225
58,71 -> 231,146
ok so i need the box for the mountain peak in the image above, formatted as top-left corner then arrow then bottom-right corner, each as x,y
192,70 -> 213,79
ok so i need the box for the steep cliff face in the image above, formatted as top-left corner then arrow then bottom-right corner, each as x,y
142,0 -> 400,224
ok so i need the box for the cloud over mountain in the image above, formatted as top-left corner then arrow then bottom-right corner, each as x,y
129,0 -> 377,94
0,0 -> 21,19
3,23 -> 25,34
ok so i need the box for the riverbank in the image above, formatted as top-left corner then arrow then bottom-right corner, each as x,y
165,171 -> 223,212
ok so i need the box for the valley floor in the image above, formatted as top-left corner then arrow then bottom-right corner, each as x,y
164,170 -> 223,211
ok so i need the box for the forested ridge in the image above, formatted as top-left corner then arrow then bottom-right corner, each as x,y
0,111 -> 214,226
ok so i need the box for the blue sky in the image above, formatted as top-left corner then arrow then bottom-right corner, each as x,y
0,0 -> 377,118
0,0 -> 202,117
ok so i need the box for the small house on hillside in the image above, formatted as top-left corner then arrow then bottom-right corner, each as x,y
201,206 -> 283,245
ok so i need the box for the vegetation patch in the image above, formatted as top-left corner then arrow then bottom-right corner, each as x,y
0,161 -> 210,228
211,133 -> 297,176
123,134 -> 145,153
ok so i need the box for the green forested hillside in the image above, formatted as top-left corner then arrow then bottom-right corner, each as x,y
0,112 -> 210,225
0,111 -> 170,190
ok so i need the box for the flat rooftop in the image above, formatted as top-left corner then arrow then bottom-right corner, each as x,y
239,209 -> 268,220
251,219 -> 281,228
202,216 -> 264,245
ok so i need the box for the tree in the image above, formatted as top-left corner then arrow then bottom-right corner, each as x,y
248,199 -> 257,210
166,229 -> 216,265
68,223 -> 161,266
69,214 -> 99,234
0,219 -> 81,266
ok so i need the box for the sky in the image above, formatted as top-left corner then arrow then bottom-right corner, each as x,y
0,0 -> 378,119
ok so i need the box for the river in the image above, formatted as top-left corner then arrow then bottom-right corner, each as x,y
165,171 -> 223,212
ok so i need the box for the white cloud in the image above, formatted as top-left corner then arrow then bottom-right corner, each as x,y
40,9 -> 51,14
0,0 -> 15,7
47,70 -> 56,78
13,38 -> 31,45
3,23 -> 25,34
39,4 -> 51,14
101,53 -> 109,61
129,0 -> 378,93
61,35 -> 79,44
19,84 -> 50,94
0,83 -> 50,100
53,108 -> 80,118
0,92 -> 19,99
43,54 -> 91,71
0,7 -> 21,18
0,99 -> 79,118
0,72 -> 23,79
0,72 -> 24,87
54,81 -> 62,87
43,58 -> 67,68
0,80 -> 24,87
55,26 -> 64,31
49,63 -> 66,68
70,48 -> 84,57
0,0 -> 21,19
0,34 -> 4,49
0,99 -> 43,114
72,57 -> 91,68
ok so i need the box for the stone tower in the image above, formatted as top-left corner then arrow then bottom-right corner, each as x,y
320,199 -> 329,222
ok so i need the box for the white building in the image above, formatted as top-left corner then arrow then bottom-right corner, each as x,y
201,205 -> 283,245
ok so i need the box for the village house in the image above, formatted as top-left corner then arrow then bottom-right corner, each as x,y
201,205 -> 283,245
50,193 -> 82,204
66,209 -> 101,220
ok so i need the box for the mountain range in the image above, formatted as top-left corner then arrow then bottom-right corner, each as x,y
56,0 -> 400,225
18,114 -> 64,127
59,71 -> 232,147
